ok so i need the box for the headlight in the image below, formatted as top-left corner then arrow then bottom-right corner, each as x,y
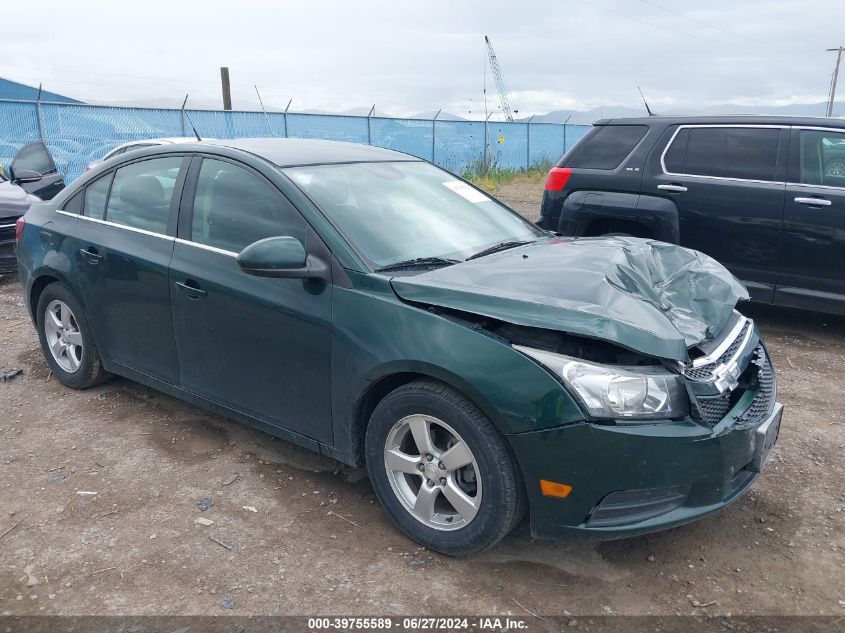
514,346 -> 689,421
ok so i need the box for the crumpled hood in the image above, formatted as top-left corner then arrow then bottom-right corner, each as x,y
389,237 -> 749,362
0,181 -> 31,217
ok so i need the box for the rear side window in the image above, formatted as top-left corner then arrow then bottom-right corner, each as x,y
795,129 -> 845,187
664,127 -> 780,181
568,125 -> 648,170
84,174 -> 111,220
105,157 -> 183,233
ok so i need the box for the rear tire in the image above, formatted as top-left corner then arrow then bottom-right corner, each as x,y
36,283 -> 110,389
365,380 -> 525,556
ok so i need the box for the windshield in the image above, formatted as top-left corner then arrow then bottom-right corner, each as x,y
284,161 -> 540,269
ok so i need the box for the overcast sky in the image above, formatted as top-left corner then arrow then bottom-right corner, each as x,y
2,0 -> 843,117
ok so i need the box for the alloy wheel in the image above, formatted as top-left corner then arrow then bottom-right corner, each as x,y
383,414 -> 482,531
43,299 -> 84,373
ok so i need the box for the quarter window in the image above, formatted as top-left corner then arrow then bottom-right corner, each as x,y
796,129 -> 845,187
105,157 -> 182,233
568,125 -> 648,170
190,159 -> 304,253
84,174 -> 112,220
665,127 -> 780,181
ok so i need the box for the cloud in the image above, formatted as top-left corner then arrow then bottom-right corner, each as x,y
2,0 -> 842,116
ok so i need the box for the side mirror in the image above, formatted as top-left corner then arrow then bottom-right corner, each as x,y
237,236 -> 329,281
13,169 -> 43,184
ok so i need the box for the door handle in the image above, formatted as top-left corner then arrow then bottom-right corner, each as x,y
175,280 -> 207,299
79,247 -> 103,265
657,184 -> 688,193
794,197 -> 831,207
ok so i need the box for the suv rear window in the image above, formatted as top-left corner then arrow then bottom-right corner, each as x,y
568,125 -> 648,170
664,126 -> 780,181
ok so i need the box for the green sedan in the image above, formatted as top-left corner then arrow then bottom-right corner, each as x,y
16,139 -> 783,555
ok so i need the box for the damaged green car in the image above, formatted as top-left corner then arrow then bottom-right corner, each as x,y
17,139 -> 783,555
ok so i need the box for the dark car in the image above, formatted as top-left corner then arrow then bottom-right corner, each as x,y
5,141 -> 66,200
538,116 -> 845,315
0,142 -> 65,273
0,171 -> 39,273
16,139 -> 782,555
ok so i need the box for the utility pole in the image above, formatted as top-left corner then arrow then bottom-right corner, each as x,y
827,47 -> 844,118
220,67 -> 232,111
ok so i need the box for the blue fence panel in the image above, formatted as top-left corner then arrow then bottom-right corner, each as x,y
286,113 -> 368,143
40,103 -> 183,178
434,120 -> 485,173
529,123 -> 564,166
0,101 -> 39,170
486,121 -> 528,170
0,99 -> 587,183
370,117 -> 434,161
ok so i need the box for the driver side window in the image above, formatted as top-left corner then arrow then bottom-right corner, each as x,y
190,158 -> 305,253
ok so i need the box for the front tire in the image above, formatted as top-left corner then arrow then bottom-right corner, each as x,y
365,380 -> 525,555
36,283 -> 109,389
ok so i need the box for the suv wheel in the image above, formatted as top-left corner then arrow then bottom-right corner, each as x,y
36,283 -> 109,389
365,380 -> 525,555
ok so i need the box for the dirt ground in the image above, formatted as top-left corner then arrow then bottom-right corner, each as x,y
0,178 -> 843,617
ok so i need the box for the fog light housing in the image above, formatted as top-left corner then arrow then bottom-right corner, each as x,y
586,485 -> 689,527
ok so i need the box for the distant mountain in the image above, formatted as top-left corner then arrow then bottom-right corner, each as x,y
527,102 -> 835,125
410,110 -> 467,121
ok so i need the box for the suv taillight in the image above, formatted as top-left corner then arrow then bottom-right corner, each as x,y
15,216 -> 25,241
544,167 -> 571,191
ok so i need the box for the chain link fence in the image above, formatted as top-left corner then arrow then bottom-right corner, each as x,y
0,99 -> 589,183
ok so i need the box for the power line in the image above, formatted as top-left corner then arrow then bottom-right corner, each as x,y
634,0 -> 765,45
571,0 -> 725,44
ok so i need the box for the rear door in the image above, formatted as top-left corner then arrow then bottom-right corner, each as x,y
10,141 -> 65,200
72,155 -> 187,383
777,127 -> 845,313
168,155 -> 333,442
652,125 -> 788,302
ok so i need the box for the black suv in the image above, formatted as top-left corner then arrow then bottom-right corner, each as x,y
538,116 -> 845,315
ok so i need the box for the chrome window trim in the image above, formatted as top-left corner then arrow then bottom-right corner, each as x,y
788,126 -> 845,191
786,182 -> 845,191
660,124 -> 787,185
55,209 -> 174,242
57,209 -> 239,256
174,237 -> 238,258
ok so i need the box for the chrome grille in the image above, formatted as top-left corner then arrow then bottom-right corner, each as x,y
692,344 -> 775,427
685,320 -> 751,381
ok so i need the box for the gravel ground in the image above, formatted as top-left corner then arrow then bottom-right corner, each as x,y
0,179 -> 842,616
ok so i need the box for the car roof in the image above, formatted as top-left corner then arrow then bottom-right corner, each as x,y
598,115 -> 845,128
198,138 -> 420,167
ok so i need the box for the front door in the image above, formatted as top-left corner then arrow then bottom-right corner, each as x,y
10,141 -> 65,200
653,125 -> 787,302
169,156 -> 333,443
777,127 -> 845,313
72,155 -> 186,383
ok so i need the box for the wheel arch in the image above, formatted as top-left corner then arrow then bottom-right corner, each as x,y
583,217 -> 655,238
346,363 -> 507,468
28,271 -> 69,322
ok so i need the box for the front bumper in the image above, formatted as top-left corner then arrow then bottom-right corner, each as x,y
508,387 -> 783,540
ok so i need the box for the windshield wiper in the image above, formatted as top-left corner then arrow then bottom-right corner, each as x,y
375,257 -> 461,273
466,240 -> 534,261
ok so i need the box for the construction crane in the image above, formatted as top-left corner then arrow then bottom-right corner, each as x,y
484,35 -> 517,122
